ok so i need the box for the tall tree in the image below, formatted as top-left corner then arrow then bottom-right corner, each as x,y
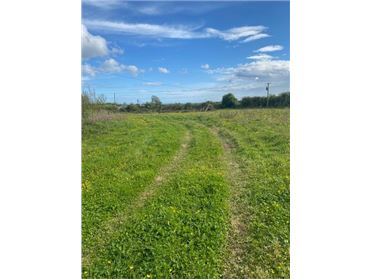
222,93 -> 238,108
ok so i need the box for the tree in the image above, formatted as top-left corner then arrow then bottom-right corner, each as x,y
151,95 -> 161,105
241,96 -> 252,108
150,95 -> 162,112
221,93 -> 238,108
278,92 -> 290,107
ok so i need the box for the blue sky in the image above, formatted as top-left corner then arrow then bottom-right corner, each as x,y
82,1 -> 289,104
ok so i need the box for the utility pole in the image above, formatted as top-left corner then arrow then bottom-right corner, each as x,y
114,92 -> 116,104
266,82 -> 271,107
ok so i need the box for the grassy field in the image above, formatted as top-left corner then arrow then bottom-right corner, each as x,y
82,109 -> 290,278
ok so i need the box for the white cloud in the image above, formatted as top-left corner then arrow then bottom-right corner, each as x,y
238,60 -> 289,79
209,59 -> 289,82
204,26 -> 267,41
101,59 -> 140,76
101,58 -> 123,72
84,20 -> 201,39
247,54 -> 274,60
111,47 -> 124,55
158,67 -> 169,74
187,59 -> 290,102
201,64 -> 210,70
143,82 -> 162,86
82,25 -> 125,59
81,25 -> 109,59
124,65 -> 141,76
84,20 -> 270,43
83,59 -> 141,77
255,45 -> 284,52
82,64 -> 97,76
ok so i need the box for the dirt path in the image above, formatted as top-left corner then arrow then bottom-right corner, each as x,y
83,129 -> 192,268
210,127 -> 251,278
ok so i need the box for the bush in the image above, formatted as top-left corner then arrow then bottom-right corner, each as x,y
82,89 -> 107,125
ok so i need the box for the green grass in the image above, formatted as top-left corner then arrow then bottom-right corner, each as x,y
82,109 -> 290,278
209,109 -> 290,278
82,115 -> 187,261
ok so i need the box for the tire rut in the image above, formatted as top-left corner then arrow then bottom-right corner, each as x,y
83,129 -> 192,268
210,127 -> 250,279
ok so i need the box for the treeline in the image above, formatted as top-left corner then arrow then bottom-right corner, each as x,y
119,101 -> 221,113
82,91 -> 290,115
119,92 -> 290,112
241,92 -> 290,108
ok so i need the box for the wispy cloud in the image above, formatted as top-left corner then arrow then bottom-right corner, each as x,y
201,64 -> 210,69
255,45 -> 284,52
247,54 -> 274,60
83,19 -> 270,43
158,67 -> 170,74
143,82 -> 162,86
84,19 -> 201,39
83,1 -> 226,15
205,26 -> 267,41
134,2 -> 227,16
82,0 -> 124,9
242,33 -> 270,43
136,5 -> 161,15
